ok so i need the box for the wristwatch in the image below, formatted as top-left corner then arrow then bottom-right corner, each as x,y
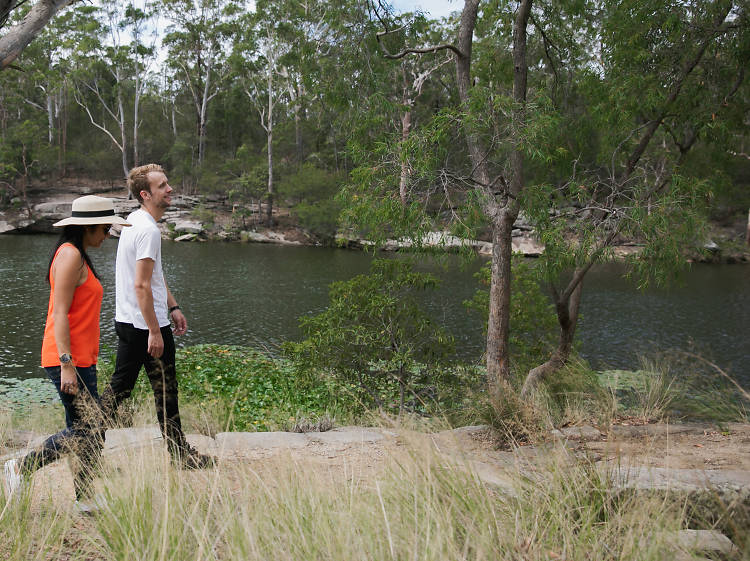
59,353 -> 72,365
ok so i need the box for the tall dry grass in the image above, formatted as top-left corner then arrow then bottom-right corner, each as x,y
2,406 -> 715,561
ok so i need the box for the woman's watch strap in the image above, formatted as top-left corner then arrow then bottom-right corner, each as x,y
169,305 -> 181,314
59,353 -> 72,364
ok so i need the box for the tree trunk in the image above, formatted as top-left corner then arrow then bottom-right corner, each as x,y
746,208 -> 750,246
117,81 -> 128,178
46,93 -> 53,144
398,109 -> 412,206
486,211 -> 515,392
198,63 -> 212,168
265,69 -> 274,227
133,74 -> 140,168
453,0 -> 531,393
0,0 -> 73,70
294,81 -> 303,165
266,116 -> 274,226
521,278 -> 583,398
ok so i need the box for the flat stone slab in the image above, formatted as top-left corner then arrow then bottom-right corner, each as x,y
304,427 -> 386,445
609,423 -> 711,439
609,466 -> 750,492
172,220 -> 203,234
215,431 -> 309,452
104,426 -> 163,452
185,434 -> 219,456
551,425 -> 603,441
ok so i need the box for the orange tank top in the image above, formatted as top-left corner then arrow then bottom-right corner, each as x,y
41,243 -> 103,367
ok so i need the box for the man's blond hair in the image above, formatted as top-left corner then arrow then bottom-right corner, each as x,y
127,164 -> 165,203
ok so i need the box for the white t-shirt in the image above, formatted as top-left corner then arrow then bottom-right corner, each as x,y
115,208 -> 169,329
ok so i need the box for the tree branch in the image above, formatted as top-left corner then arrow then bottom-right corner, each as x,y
0,0 -> 73,70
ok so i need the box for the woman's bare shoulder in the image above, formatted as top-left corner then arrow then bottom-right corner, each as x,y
55,243 -> 82,262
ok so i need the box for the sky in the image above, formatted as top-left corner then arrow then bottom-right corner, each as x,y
391,0 -> 461,20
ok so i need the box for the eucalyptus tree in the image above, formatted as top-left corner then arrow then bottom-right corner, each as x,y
348,0 -> 534,395
70,0 -> 159,178
518,0 -> 749,396
373,10 -> 454,205
161,0 -> 240,171
0,0 -> 75,71
232,0 -> 337,225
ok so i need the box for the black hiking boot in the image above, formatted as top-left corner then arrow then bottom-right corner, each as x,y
172,444 -> 215,470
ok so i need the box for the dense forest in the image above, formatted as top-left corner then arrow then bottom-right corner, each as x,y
1,0 -> 749,392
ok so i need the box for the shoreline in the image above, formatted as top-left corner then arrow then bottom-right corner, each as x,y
1,186 -> 748,264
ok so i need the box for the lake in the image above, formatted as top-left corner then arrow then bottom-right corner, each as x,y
0,235 -> 747,387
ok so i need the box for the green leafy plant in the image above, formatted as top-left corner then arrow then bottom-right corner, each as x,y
176,344 -> 357,431
285,258 -> 455,416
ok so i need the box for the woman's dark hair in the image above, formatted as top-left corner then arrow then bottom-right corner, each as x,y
46,225 -> 100,283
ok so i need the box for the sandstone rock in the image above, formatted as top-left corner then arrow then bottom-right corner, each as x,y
609,466 -> 750,492
511,236 -> 544,257
2,429 -> 49,449
33,201 -> 72,216
240,231 -> 271,243
172,219 -> 203,234
185,433 -> 220,456
703,240 -> 720,252
305,427 -> 386,445
104,426 -> 163,453
174,233 -> 197,242
609,423 -> 709,439
215,431 -> 308,452
551,425 -> 603,441
671,529 -> 737,556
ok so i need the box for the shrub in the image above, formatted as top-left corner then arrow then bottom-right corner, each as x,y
285,259 -> 455,416
176,344 -> 359,431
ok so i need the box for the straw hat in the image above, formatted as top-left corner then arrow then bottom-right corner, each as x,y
52,195 -> 131,227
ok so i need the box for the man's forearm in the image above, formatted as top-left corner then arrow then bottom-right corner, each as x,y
135,285 -> 160,332
165,279 -> 177,309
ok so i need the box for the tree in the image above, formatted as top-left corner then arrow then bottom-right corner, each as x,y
0,0 -> 74,71
350,0 -> 534,397
519,0 -> 748,397
162,0 -> 238,170
286,258 -> 455,416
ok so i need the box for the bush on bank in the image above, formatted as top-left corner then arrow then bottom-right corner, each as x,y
97,344 -> 746,436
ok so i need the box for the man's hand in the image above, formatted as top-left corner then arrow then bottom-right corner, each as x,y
171,308 -> 187,336
148,330 -> 164,358
60,363 -> 78,395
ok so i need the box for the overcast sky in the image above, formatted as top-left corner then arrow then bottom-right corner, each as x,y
390,0 -> 461,19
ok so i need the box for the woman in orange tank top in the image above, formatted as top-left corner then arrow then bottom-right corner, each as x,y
3,196 -> 130,512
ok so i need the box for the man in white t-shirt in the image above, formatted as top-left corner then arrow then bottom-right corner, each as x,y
101,164 -> 213,469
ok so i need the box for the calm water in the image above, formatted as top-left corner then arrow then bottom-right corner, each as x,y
0,235 -> 747,386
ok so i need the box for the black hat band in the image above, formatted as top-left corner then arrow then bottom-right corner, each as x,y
71,209 -> 115,218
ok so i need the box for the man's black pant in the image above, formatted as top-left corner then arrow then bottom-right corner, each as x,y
101,322 -> 187,455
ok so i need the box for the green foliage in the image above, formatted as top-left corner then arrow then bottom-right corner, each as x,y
191,205 -> 216,228
174,344 -> 358,431
277,163 -> 344,240
0,377 -> 59,411
464,255 -> 559,375
285,258 -> 455,415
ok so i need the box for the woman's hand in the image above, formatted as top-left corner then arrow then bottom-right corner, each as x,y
60,363 -> 78,395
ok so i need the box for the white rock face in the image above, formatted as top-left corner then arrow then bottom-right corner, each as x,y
172,220 -> 203,234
